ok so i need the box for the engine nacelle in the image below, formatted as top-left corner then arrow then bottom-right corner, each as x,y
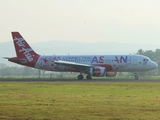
106,72 -> 117,77
89,67 -> 106,76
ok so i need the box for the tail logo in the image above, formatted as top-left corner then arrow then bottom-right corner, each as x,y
14,37 -> 34,62
14,37 -> 25,47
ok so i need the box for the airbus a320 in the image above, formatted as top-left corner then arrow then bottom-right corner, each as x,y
5,32 -> 158,80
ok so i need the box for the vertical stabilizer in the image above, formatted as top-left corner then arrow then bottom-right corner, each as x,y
10,32 -> 40,67
12,32 -> 38,61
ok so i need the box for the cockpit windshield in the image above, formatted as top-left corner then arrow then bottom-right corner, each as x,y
143,57 -> 150,62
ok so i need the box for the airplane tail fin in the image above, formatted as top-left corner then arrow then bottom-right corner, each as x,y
9,32 -> 40,67
11,32 -> 39,61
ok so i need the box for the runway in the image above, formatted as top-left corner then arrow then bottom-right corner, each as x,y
0,78 -> 160,82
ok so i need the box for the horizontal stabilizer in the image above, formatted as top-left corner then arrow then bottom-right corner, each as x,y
3,57 -> 10,59
3,57 -> 27,63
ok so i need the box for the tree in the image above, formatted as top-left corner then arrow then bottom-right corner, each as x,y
137,49 -> 144,55
23,67 -> 34,76
154,49 -> 160,75
0,63 -> 6,77
137,49 -> 159,75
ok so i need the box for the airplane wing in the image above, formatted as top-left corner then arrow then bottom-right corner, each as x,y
53,60 -> 92,71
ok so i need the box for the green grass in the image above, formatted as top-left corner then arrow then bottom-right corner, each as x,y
1,82 -> 160,120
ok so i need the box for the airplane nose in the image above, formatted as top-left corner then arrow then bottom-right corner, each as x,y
152,62 -> 158,69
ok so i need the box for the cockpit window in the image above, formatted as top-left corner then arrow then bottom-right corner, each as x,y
143,59 -> 149,61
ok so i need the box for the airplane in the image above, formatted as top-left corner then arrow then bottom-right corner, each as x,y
5,32 -> 158,80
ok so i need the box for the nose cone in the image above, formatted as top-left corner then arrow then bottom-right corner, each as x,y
151,62 -> 158,70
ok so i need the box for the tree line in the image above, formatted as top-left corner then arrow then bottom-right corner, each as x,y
0,63 -> 73,78
0,64 -> 39,77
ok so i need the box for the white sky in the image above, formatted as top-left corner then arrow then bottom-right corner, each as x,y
1,0 -> 160,44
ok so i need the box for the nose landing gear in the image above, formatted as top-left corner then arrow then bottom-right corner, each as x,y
134,71 -> 138,80
134,75 -> 138,80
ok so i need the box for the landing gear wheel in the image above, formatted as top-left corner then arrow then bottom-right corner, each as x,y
134,71 -> 138,80
86,75 -> 92,80
134,76 -> 138,80
77,74 -> 84,80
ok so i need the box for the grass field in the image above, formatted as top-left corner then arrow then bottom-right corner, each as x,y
1,81 -> 160,120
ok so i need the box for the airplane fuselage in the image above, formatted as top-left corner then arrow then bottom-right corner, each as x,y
34,54 -> 157,72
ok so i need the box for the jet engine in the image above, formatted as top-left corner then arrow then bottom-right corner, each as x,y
89,67 -> 106,76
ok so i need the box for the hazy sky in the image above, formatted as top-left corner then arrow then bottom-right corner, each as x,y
1,0 -> 160,44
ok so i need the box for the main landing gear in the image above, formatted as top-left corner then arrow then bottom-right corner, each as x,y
134,71 -> 138,80
77,74 -> 92,80
86,74 -> 92,80
77,74 -> 83,80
